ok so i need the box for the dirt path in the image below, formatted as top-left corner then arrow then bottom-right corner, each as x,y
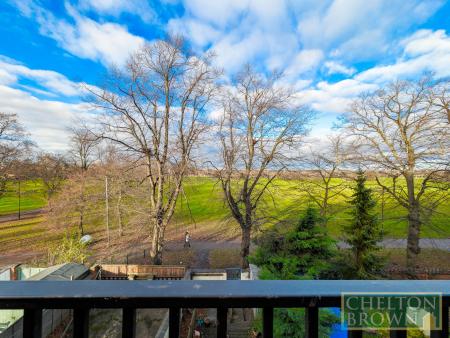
1,235 -> 448,268
166,239 -> 241,268
338,238 -> 450,251
0,250 -> 44,266
0,209 -> 44,223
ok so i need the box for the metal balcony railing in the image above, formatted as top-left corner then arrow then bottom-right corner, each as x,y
0,280 -> 449,338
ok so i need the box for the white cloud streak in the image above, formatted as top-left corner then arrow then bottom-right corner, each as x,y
77,0 -> 157,23
13,1 -> 145,66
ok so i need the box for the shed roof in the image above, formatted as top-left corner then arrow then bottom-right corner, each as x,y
27,263 -> 89,281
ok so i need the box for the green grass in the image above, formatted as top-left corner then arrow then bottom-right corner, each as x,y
0,180 -> 47,215
0,217 -> 59,252
174,176 -> 449,239
1,176 -> 448,252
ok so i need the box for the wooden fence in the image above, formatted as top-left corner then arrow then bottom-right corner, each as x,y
94,264 -> 186,280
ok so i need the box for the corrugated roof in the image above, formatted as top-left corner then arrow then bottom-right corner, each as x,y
27,263 -> 89,281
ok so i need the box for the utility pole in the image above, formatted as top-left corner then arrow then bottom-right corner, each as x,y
105,176 -> 110,246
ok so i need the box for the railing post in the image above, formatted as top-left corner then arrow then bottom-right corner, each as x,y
73,308 -> 89,338
23,308 -> 42,338
305,307 -> 319,338
169,307 -> 180,338
431,301 -> 449,338
347,330 -> 363,338
122,308 -> 136,338
262,307 -> 273,338
442,302 -> 449,337
217,307 -> 228,338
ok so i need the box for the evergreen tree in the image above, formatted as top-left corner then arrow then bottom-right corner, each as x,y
250,207 -> 338,337
251,207 -> 335,279
284,207 -> 336,278
342,169 -> 384,279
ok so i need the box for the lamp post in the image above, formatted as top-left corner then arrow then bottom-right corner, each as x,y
17,179 -> 21,220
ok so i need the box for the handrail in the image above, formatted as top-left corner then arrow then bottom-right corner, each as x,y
0,280 -> 449,338
0,280 -> 449,307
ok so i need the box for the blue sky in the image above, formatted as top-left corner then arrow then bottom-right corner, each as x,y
1,0 -> 450,150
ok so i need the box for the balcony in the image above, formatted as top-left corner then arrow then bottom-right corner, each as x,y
0,280 -> 449,338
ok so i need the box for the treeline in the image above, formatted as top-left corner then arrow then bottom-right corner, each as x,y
0,36 -> 448,270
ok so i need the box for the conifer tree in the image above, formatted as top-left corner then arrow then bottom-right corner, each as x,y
342,169 -> 384,279
250,207 -> 338,336
251,206 -> 335,279
285,207 -> 336,278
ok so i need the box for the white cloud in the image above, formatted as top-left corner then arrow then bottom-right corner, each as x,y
324,61 -> 356,76
6,1 -> 450,149
13,1 -> 145,66
0,56 -> 83,96
298,79 -> 377,114
285,49 -> 323,77
0,84 -> 91,151
299,28 -> 450,117
0,68 -> 17,85
211,30 -> 268,73
0,56 -> 99,150
297,0 -> 444,61
356,29 -> 450,83
167,19 -> 220,48
77,0 -> 157,23
168,0 -> 445,79
169,0 -> 301,74
181,0 -> 249,28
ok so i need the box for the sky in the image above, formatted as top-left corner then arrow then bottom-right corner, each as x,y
1,0 -> 450,151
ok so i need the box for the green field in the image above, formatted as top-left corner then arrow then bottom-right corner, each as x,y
0,180 -> 47,215
0,176 -> 449,240
0,217 -> 58,252
174,176 -> 450,238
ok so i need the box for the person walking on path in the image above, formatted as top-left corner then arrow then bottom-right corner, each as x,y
184,231 -> 191,248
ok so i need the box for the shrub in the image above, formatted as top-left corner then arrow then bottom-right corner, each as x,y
48,231 -> 90,264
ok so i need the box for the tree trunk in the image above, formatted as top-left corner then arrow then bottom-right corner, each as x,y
117,190 -> 123,236
150,215 -> 164,265
405,173 -> 421,270
320,184 -> 329,226
406,202 -> 421,269
79,212 -> 84,236
355,248 -> 362,278
150,225 -> 160,264
240,226 -> 251,269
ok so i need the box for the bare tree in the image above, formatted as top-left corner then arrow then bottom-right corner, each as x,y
88,36 -> 220,264
299,134 -> 349,224
68,124 -> 100,171
47,169 -> 103,236
98,145 -> 130,237
343,78 -> 450,269
0,112 -> 31,195
214,66 -> 313,268
36,153 -> 69,199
